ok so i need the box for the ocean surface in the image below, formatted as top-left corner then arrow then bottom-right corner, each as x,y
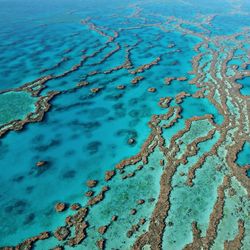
0,0 -> 249,249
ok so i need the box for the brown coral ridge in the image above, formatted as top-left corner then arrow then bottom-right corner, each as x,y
76,81 -> 89,88
5,8 -> 250,250
131,76 -> 144,85
164,27 -> 250,250
85,190 -> 94,197
87,186 -> 109,206
158,97 -> 172,108
65,207 -> 89,246
91,87 -> 102,94
86,180 -> 98,188
104,46 -> 133,74
186,127 -> 218,187
130,57 -> 161,74
176,76 -> 188,81
98,225 -> 108,235
187,33 -> 250,193
70,203 -> 81,211
192,88 -> 206,98
4,231 -> 50,250
164,77 -> 175,85
116,85 -> 126,90
67,221 -> 88,246
127,217 -> 147,239
96,239 -> 105,250
184,176 -> 231,250
81,18 -> 116,43
39,98 -> 178,249
116,106 -> 182,173
54,227 -> 70,241
52,246 -> 64,250
148,87 -> 157,93
0,15 -> 125,136
40,207 -> 89,249
36,161 -> 48,167
122,171 -> 136,180
132,115 -> 219,250
94,43 -> 121,66
40,56 -> 70,74
175,91 -> 191,104
224,220 -> 245,250
55,202 -> 67,212
105,170 -> 116,181
0,90 -> 60,138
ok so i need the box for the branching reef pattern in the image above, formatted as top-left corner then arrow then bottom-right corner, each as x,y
0,0 -> 249,250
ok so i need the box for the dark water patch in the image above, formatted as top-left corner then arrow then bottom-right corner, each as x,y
5,200 -> 28,215
12,175 -> 25,183
115,110 -> 126,118
128,109 -> 140,118
69,120 -> 101,132
110,144 -> 117,150
31,134 -> 45,144
113,103 -> 126,117
33,139 -> 61,152
64,150 -> 76,157
116,129 -> 138,146
168,60 -> 180,66
87,107 -> 110,118
128,106 -> 151,119
140,105 -> 152,116
62,169 -> 76,179
116,129 -> 138,139
107,117 -> 115,121
104,93 -> 124,101
86,141 -> 102,155
128,98 -> 139,106
25,186 -> 34,194
69,133 -> 83,140
44,207 -> 54,217
29,161 -> 51,177
129,119 -> 140,127
144,52 -> 154,57
23,213 -> 35,225
113,103 -> 124,110
79,95 -> 95,102
53,102 -> 91,112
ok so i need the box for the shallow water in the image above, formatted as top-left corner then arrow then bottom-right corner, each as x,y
0,91 -> 37,126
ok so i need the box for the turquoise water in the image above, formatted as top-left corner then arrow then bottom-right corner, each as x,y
237,142 -> 250,167
0,0 -> 249,249
237,77 -> 250,96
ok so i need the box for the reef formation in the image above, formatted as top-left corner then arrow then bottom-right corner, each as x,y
0,0 -> 249,249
